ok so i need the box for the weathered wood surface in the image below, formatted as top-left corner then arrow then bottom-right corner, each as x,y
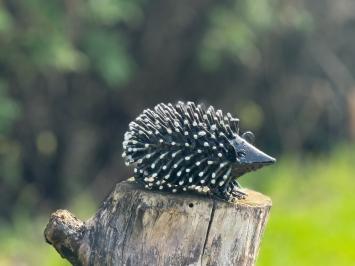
44,180 -> 272,266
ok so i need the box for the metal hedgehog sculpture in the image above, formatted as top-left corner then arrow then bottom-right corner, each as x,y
122,101 -> 276,202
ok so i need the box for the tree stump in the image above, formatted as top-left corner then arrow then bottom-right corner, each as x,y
44,180 -> 272,266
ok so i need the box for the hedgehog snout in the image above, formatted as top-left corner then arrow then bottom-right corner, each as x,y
231,144 -> 275,178
234,139 -> 276,167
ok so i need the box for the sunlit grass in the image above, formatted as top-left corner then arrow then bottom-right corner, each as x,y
243,145 -> 355,266
0,191 -> 97,266
0,145 -> 354,265
0,216 -> 70,266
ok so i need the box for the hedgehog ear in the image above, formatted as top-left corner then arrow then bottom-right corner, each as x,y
242,131 -> 255,144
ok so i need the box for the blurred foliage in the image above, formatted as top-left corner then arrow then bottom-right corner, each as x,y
0,79 -> 21,134
0,145 -> 354,265
0,0 -> 142,85
199,0 -> 314,69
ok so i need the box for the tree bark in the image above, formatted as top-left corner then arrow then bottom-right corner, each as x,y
44,180 -> 272,266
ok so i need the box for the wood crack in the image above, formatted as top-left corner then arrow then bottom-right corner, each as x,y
201,199 -> 216,265
121,192 -> 137,264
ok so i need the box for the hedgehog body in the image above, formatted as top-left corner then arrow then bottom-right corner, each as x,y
122,101 -> 275,202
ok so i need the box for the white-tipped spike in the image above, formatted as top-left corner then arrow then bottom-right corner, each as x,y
159,139 -> 164,143
173,164 -> 178,168
172,189 -> 177,193
183,187 -> 187,191
192,121 -> 197,126
199,171 -> 204,177
198,131 -> 206,136
179,180 -> 184,185
122,152 -> 126,157
193,134 -> 198,139
218,153 -> 223,158
162,165 -> 167,170
204,142 -> 209,147
171,141 -> 176,146
219,181 -> 225,186
189,177 -> 193,183
185,168 -> 191,173
211,124 -> 217,130
145,177 -> 154,182
159,186 -> 163,190
185,143 -> 190,147
184,131 -> 189,136
144,143 -> 149,148
134,168 -> 137,173
125,162 -> 130,166
185,156 -> 191,161
212,172 -> 216,178
207,160 -> 213,165
177,171 -> 182,177
151,163 -> 155,169
211,179 -> 216,184
195,161 -> 201,166
223,174 -> 228,180
167,128 -> 172,134
164,175 -> 170,179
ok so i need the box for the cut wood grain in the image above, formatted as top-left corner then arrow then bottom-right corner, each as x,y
44,180 -> 272,266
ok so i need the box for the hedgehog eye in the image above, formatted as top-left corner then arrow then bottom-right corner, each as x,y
236,150 -> 246,158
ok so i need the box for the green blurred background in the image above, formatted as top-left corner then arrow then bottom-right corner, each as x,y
0,0 -> 354,265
